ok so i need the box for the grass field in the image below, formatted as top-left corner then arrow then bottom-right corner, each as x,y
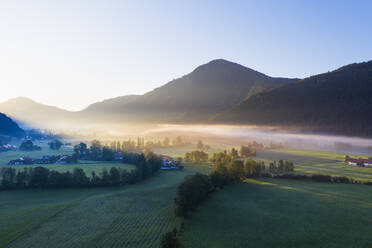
0,163 -> 208,248
0,161 -> 135,177
0,143 -> 73,166
256,149 -> 372,182
180,178 -> 372,248
3,143 -> 372,248
0,142 -> 135,176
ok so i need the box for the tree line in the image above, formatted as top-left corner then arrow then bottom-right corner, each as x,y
0,151 -> 162,190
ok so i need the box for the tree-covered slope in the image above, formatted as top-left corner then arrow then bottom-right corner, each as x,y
217,60 -> 372,136
0,112 -> 25,137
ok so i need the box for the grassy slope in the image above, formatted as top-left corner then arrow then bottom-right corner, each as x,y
180,178 -> 372,248
0,163 -> 209,248
255,149 -> 372,182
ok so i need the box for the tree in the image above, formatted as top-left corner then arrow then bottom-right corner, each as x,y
19,140 -> 41,151
160,229 -> 180,248
90,140 -> 102,160
72,168 -> 90,187
227,160 -> 244,181
48,139 -> 63,150
109,167 -> 121,186
175,173 -> 212,217
1,167 -> 16,188
74,143 -> 88,158
239,145 -> 256,157
196,140 -> 204,150
230,148 -> 239,159
163,137 -> 170,147
30,166 -> 50,188
102,146 -> 115,161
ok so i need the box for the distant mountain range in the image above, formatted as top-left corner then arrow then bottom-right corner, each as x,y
216,60 -> 372,136
1,59 -> 371,137
0,59 -> 297,125
0,112 -> 24,138
81,59 -> 297,122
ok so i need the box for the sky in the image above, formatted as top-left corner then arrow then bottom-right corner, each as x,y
0,0 -> 371,111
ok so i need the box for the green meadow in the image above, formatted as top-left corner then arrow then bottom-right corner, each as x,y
2,145 -> 372,248
180,178 -> 372,248
256,149 -> 372,182
0,163 -> 209,248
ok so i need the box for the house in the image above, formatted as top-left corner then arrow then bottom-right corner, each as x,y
55,155 -> 70,164
114,152 -> 124,161
8,156 -> 34,165
0,144 -> 16,152
160,156 -> 182,170
345,156 -> 372,167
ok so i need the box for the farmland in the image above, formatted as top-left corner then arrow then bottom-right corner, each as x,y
255,149 -> 372,182
180,178 -> 372,248
2,144 -> 372,248
0,163 -> 207,248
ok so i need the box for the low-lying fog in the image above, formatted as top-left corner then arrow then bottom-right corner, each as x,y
55,123 -> 372,155
144,124 -> 372,155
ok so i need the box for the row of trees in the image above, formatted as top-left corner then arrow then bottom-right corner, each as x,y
106,136 -> 190,152
0,151 -> 162,190
73,141 -> 116,161
175,153 -> 296,217
184,150 -> 208,163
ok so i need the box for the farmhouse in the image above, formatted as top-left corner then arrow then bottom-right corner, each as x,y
8,154 -> 76,166
114,152 -> 124,161
8,156 -> 34,165
0,144 -> 17,152
160,156 -> 182,170
345,156 -> 372,167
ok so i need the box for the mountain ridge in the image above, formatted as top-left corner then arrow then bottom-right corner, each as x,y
216,60 -> 372,136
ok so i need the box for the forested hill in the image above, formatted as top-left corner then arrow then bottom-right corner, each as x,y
0,112 -> 25,137
216,60 -> 372,136
80,59 -> 298,122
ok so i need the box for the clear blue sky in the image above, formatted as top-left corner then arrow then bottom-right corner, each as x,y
1,0 -> 371,110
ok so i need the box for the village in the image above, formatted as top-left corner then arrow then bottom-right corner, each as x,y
345,156 -> 372,167
7,155 -> 77,165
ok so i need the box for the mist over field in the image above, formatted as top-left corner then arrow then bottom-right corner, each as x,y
145,124 -> 372,155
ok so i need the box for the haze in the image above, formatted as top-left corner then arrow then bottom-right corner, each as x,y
1,0 -> 372,110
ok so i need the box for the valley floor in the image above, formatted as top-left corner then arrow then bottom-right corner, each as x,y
180,178 -> 372,248
0,163 -> 208,248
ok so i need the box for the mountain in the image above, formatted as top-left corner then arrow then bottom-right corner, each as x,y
0,112 -> 25,138
217,60 -> 372,136
0,97 -> 73,127
81,59 -> 298,122
0,59 -> 298,126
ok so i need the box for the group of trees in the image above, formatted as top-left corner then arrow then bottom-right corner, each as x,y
1,166 -> 127,189
178,152 -> 297,216
106,136 -> 190,152
0,151 -> 163,190
48,139 -> 63,150
184,150 -> 208,163
73,140 -> 116,161
175,173 -> 213,217
269,160 -> 295,173
196,140 -> 210,150
239,145 -> 256,157
19,140 -> 41,151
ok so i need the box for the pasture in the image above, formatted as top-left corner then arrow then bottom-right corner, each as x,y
0,142 -> 135,176
256,149 -> 372,182
0,163 -> 204,248
0,161 -> 135,178
180,178 -> 372,248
